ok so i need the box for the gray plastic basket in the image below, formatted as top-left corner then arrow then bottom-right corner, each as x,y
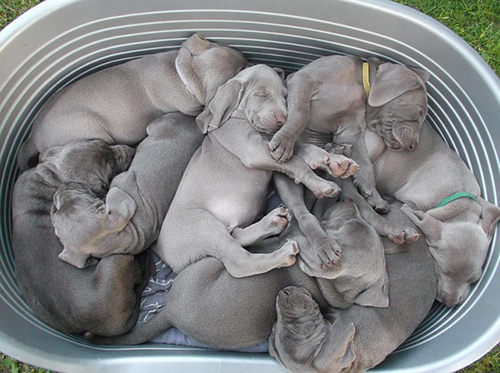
0,0 -> 499,372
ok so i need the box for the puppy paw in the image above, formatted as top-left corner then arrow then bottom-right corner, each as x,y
269,134 -> 295,163
264,205 -> 293,235
324,142 -> 353,157
276,240 -> 300,267
308,180 -> 342,199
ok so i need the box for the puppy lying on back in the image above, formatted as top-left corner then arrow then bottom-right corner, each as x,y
154,64 -> 358,278
12,140 -> 151,336
364,121 -> 500,307
269,202 -> 437,373
18,33 -> 248,170
89,197 -> 391,347
50,113 -> 204,268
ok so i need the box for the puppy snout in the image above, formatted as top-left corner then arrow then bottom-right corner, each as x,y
275,112 -> 287,127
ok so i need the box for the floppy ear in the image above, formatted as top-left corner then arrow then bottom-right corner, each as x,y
58,248 -> 98,269
195,80 -> 244,133
368,63 -> 427,107
273,67 -> 286,80
477,197 -> 500,241
409,66 -> 430,83
175,34 -> 213,104
402,206 -> 443,244
104,187 -> 137,230
354,271 -> 389,308
314,315 -> 356,372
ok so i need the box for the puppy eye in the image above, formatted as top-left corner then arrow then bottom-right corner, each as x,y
255,91 -> 269,97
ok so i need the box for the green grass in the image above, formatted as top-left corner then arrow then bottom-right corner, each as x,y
394,0 -> 500,75
0,0 -> 499,372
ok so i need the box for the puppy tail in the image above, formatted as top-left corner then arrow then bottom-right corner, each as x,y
17,138 -> 39,171
86,307 -> 174,345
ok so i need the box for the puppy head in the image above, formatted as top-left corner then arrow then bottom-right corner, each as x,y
51,184 -> 137,268
270,286 -> 357,373
40,140 -> 135,196
196,64 -> 287,134
402,207 -> 492,307
175,33 -> 248,105
366,61 -> 429,152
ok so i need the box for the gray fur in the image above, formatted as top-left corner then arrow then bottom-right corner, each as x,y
364,121 -> 500,307
12,140 -> 151,336
50,113 -> 204,268
269,56 -> 429,212
18,33 -> 248,170
269,202 -> 437,373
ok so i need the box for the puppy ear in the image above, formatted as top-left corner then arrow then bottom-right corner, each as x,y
104,187 -> 137,230
368,63 -> 426,107
181,33 -> 212,55
402,206 -> 443,244
110,144 -> 135,173
409,66 -> 430,83
195,80 -> 244,133
477,197 -> 500,241
354,271 -> 390,308
314,315 -> 356,372
175,44 -> 206,104
58,248 -> 97,269
273,67 -> 286,80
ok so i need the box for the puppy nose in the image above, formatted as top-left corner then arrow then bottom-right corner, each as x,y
275,112 -> 287,127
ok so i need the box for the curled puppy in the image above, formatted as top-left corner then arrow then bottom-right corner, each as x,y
50,113 -> 204,268
18,33 -> 248,170
365,121 -> 500,307
269,202 -> 437,373
270,286 -> 356,373
269,56 -> 429,212
12,140 -> 151,336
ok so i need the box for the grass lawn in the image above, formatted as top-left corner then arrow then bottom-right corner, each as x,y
0,0 -> 499,372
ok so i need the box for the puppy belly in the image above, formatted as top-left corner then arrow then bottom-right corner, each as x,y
207,192 -> 265,232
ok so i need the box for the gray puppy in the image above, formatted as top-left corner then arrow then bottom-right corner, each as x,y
50,113 -> 204,268
269,56 -> 429,212
18,33 -> 248,170
269,204 -> 437,373
12,140 -> 151,336
89,199 -> 400,347
364,121 -> 500,307
154,64 -> 359,278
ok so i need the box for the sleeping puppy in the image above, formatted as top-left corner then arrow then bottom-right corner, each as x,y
18,33 -> 248,170
50,113 -> 204,268
88,198 -> 392,347
268,55 -> 429,212
364,121 -> 500,307
154,64 -> 358,278
12,140 -> 151,336
269,202 -> 437,373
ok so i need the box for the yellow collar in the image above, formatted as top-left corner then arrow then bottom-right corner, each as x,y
362,61 -> 371,98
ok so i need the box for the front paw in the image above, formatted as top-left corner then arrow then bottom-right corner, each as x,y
387,226 -> 420,244
298,236 -> 342,275
269,133 -> 295,163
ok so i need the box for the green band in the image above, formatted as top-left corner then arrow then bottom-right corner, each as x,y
436,192 -> 478,208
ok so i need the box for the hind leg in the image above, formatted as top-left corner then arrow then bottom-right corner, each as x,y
231,206 -> 292,246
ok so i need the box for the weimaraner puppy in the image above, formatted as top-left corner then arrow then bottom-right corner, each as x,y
12,140 -> 152,336
363,121 -> 500,307
89,200 -> 434,372
153,64 -> 360,278
269,55 -> 429,212
269,203 -> 437,373
17,33 -> 248,170
50,113 -> 204,268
